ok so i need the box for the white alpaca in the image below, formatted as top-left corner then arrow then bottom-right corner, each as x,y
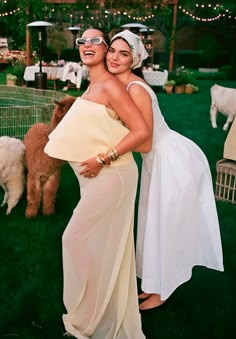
210,84 -> 236,131
0,136 -> 25,214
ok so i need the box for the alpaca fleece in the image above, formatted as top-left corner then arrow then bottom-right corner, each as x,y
23,96 -> 77,218
210,84 -> 236,131
0,136 -> 25,214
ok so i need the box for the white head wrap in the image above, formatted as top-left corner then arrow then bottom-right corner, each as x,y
111,29 -> 149,69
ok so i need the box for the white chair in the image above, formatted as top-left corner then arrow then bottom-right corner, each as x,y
61,62 -> 84,90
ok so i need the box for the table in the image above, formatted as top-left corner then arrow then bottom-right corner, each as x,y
143,69 -> 168,88
24,64 -> 88,90
24,66 -> 64,90
23,66 -> 65,82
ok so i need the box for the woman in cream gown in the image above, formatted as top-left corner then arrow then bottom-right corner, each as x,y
106,30 -> 224,310
44,29 -> 150,338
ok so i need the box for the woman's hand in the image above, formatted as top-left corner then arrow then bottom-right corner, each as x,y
79,157 -> 103,178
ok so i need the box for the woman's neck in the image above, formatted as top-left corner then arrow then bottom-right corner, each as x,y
115,70 -> 133,87
88,64 -> 108,84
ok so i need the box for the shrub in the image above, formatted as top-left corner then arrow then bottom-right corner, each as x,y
175,66 -> 195,85
219,64 -> 236,80
61,48 -> 81,62
175,50 -> 202,69
11,60 -> 26,79
167,71 -> 177,81
6,73 -> 17,81
165,80 -> 176,86
193,71 -> 227,81
185,83 -> 199,92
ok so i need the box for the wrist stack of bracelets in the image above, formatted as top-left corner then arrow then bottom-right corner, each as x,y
96,148 -> 120,167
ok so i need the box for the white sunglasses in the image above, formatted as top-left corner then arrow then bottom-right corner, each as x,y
76,37 -> 108,47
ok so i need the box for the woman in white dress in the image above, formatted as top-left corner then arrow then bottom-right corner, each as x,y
105,30 -> 224,310
44,28 -> 150,338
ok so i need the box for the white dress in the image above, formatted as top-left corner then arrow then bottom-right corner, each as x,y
131,81 -> 224,301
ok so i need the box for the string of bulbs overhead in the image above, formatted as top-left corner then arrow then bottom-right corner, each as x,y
0,2 -> 235,21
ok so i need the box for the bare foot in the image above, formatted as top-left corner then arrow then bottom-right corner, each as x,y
139,294 -> 165,310
138,292 -> 151,299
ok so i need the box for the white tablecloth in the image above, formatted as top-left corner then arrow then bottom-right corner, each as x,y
23,64 -> 88,89
143,70 -> 168,87
24,66 -> 64,82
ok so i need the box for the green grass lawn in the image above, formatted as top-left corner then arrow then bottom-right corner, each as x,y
0,72 -> 236,338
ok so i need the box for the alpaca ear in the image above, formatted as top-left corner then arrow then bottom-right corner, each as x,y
53,99 -> 64,108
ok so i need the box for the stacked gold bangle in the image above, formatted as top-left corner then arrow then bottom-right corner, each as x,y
107,148 -> 120,162
95,148 -> 120,167
96,154 -> 106,167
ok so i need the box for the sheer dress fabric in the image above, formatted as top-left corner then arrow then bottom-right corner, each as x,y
44,98 -> 145,338
129,81 -> 224,301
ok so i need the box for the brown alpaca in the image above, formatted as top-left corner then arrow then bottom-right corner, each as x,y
23,96 -> 77,218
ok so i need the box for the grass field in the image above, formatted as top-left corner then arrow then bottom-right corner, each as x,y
0,71 -> 236,339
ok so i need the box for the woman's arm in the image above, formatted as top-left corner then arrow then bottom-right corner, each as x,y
127,83 -> 153,153
79,77 -> 151,178
105,78 -> 151,155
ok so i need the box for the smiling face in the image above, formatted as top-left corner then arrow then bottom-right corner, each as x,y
78,29 -> 108,66
106,38 -> 133,75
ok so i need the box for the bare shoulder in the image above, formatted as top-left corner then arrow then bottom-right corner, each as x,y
103,76 -> 125,94
100,76 -> 134,114
128,80 -> 152,102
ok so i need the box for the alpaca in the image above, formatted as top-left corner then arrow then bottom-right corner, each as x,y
23,95 -> 77,218
0,136 -> 25,214
210,84 -> 236,131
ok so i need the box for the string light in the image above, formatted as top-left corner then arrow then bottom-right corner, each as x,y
0,0 -> 20,16
67,2 -> 236,23
0,2 -> 235,22
0,7 -> 20,17
179,3 -> 236,22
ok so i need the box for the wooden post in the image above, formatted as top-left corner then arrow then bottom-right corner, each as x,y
26,25 -> 31,66
168,0 -> 178,72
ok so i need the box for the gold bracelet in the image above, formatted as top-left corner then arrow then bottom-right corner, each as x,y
96,155 -> 104,166
96,154 -> 110,167
107,148 -> 120,162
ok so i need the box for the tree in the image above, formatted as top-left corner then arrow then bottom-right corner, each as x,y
178,0 -> 236,67
0,0 -> 45,49
1,0 -> 235,67
47,31 -> 67,61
